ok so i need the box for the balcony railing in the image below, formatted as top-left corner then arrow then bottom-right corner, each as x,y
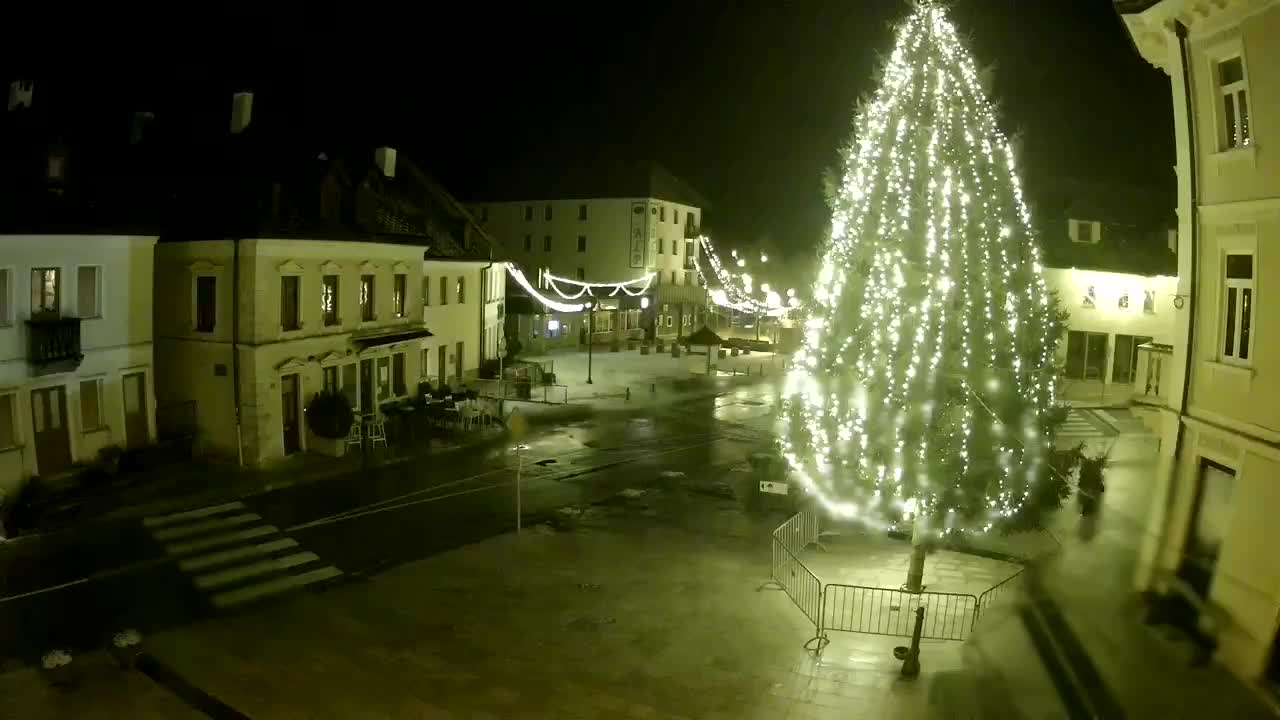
684,223 -> 700,239
1133,342 -> 1174,408
26,315 -> 83,372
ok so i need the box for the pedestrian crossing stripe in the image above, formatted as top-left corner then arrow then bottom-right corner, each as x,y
144,503 -> 341,610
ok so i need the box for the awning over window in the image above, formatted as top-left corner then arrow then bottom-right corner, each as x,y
351,326 -> 433,350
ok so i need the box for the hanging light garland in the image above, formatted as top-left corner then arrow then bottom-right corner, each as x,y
543,271 -> 655,300
777,3 -> 1059,535
504,263 -> 586,313
693,235 -> 798,317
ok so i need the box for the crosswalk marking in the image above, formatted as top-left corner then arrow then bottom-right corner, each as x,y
144,503 -> 341,610
194,552 -> 320,590
165,525 -> 278,556
151,513 -> 262,542
1055,409 -> 1117,442
143,501 -> 247,528
179,538 -> 299,572
211,567 -> 343,609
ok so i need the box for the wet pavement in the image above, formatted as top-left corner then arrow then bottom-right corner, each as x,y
0,379 -> 780,667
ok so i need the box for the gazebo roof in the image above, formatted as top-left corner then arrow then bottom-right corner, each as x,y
685,326 -> 723,347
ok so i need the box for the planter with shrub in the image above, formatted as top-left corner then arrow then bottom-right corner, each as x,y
306,391 -> 355,457
1078,451 -> 1109,516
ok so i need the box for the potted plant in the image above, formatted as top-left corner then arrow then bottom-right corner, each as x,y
306,391 -> 355,457
1078,450 -> 1109,516
41,649 -> 74,689
640,343 -> 650,356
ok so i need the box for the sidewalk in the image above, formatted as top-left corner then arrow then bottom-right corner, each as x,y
1033,433 -> 1278,717
14,473 -> 1067,719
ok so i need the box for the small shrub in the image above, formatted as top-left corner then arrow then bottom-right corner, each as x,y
307,391 -> 355,439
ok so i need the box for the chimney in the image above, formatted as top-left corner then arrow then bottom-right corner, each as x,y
375,146 -> 396,178
230,91 -> 253,134
7,80 -> 33,111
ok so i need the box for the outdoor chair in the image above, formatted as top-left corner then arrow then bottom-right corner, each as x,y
345,419 -> 362,448
365,415 -> 388,450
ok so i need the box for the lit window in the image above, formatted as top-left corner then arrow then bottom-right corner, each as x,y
457,276 -> 465,304
80,378 -> 103,431
360,274 -> 375,321
322,275 -> 339,326
394,273 -> 407,317
281,275 -> 301,331
1218,57 -> 1251,149
1070,220 -> 1099,244
1222,254 -> 1254,364
31,267 -> 59,315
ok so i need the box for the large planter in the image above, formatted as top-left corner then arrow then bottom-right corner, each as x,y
627,339 -> 638,351
656,339 -> 666,353
309,432 -> 346,458
671,344 -> 681,358
731,347 -> 740,357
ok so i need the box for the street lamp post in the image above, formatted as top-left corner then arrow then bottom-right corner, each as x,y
514,444 -> 528,534
586,300 -> 594,385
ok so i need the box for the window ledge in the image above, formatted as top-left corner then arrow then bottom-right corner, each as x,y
0,444 -> 23,455
1210,144 -> 1257,170
82,426 -> 110,435
1202,359 -> 1254,379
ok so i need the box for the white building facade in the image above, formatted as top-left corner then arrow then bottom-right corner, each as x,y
154,239 -> 431,465
1119,0 -> 1280,687
419,258 -> 505,388
0,235 -> 158,495
472,193 -> 708,351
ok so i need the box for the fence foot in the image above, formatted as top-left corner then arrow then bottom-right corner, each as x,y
804,632 -> 829,654
756,579 -> 784,592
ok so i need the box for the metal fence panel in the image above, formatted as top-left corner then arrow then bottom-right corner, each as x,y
974,568 -> 1025,627
773,509 -> 820,556
771,538 -> 823,629
822,584 -> 978,641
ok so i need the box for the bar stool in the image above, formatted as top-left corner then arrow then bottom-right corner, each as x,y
365,414 -> 388,450
345,419 -> 363,448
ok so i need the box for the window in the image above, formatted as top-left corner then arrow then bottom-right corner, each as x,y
393,273 -> 407,318
376,356 -> 390,400
360,274 -> 375,321
0,393 -> 15,449
1070,220 -> 1099,244
323,365 -> 338,394
577,235 -> 587,252
674,209 -> 680,225
524,206 -> 533,221
659,206 -> 666,222
420,348 -> 431,378
1222,253 -> 1254,363
1218,56 -> 1251,149
281,275 -> 300,330
195,275 -> 216,331
543,235 -> 552,252
544,205 -> 553,221
576,268 -> 585,281
322,275 -> 339,326
523,234 -> 532,251
341,363 -> 357,409
439,276 -> 449,306
672,240 -> 678,255
1144,290 -> 1156,315
658,240 -> 664,254
1118,292 -> 1129,311
77,266 -> 101,318
393,352 -> 406,396
0,268 -> 12,326
457,276 -> 466,304
80,379 -> 103,431
31,267 -> 59,315
1082,285 -> 1095,309
422,276 -> 430,307
671,271 -> 677,285
578,204 -> 588,220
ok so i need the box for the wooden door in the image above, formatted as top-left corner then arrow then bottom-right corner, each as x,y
280,373 -> 300,455
123,372 -> 148,449
31,386 -> 71,475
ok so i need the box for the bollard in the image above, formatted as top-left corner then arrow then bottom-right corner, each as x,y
651,383 -> 656,394
625,387 -> 631,401
900,606 -> 924,677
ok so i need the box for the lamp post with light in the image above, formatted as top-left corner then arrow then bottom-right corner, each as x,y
585,299 -> 594,385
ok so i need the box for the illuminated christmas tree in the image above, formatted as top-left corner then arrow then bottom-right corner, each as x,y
780,3 -> 1071,589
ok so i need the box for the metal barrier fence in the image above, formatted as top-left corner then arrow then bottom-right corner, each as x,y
768,511 -> 1028,649
822,584 -> 978,641
473,379 -> 569,405
975,567 -> 1024,621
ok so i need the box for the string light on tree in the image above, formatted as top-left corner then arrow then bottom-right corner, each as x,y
779,0 -> 1068,582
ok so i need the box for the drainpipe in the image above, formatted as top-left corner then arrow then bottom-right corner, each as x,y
232,237 -> 244,467
1155,19 -> 1199,577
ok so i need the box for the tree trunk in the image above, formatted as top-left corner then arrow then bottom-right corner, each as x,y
904,514 -> 926,593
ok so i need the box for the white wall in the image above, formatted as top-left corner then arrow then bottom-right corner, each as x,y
0,235 -> 157,493
420,260 -> 495,385
472,197 -> 701,288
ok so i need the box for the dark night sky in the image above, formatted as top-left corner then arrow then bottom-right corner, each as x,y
16,0 -> 1172,262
